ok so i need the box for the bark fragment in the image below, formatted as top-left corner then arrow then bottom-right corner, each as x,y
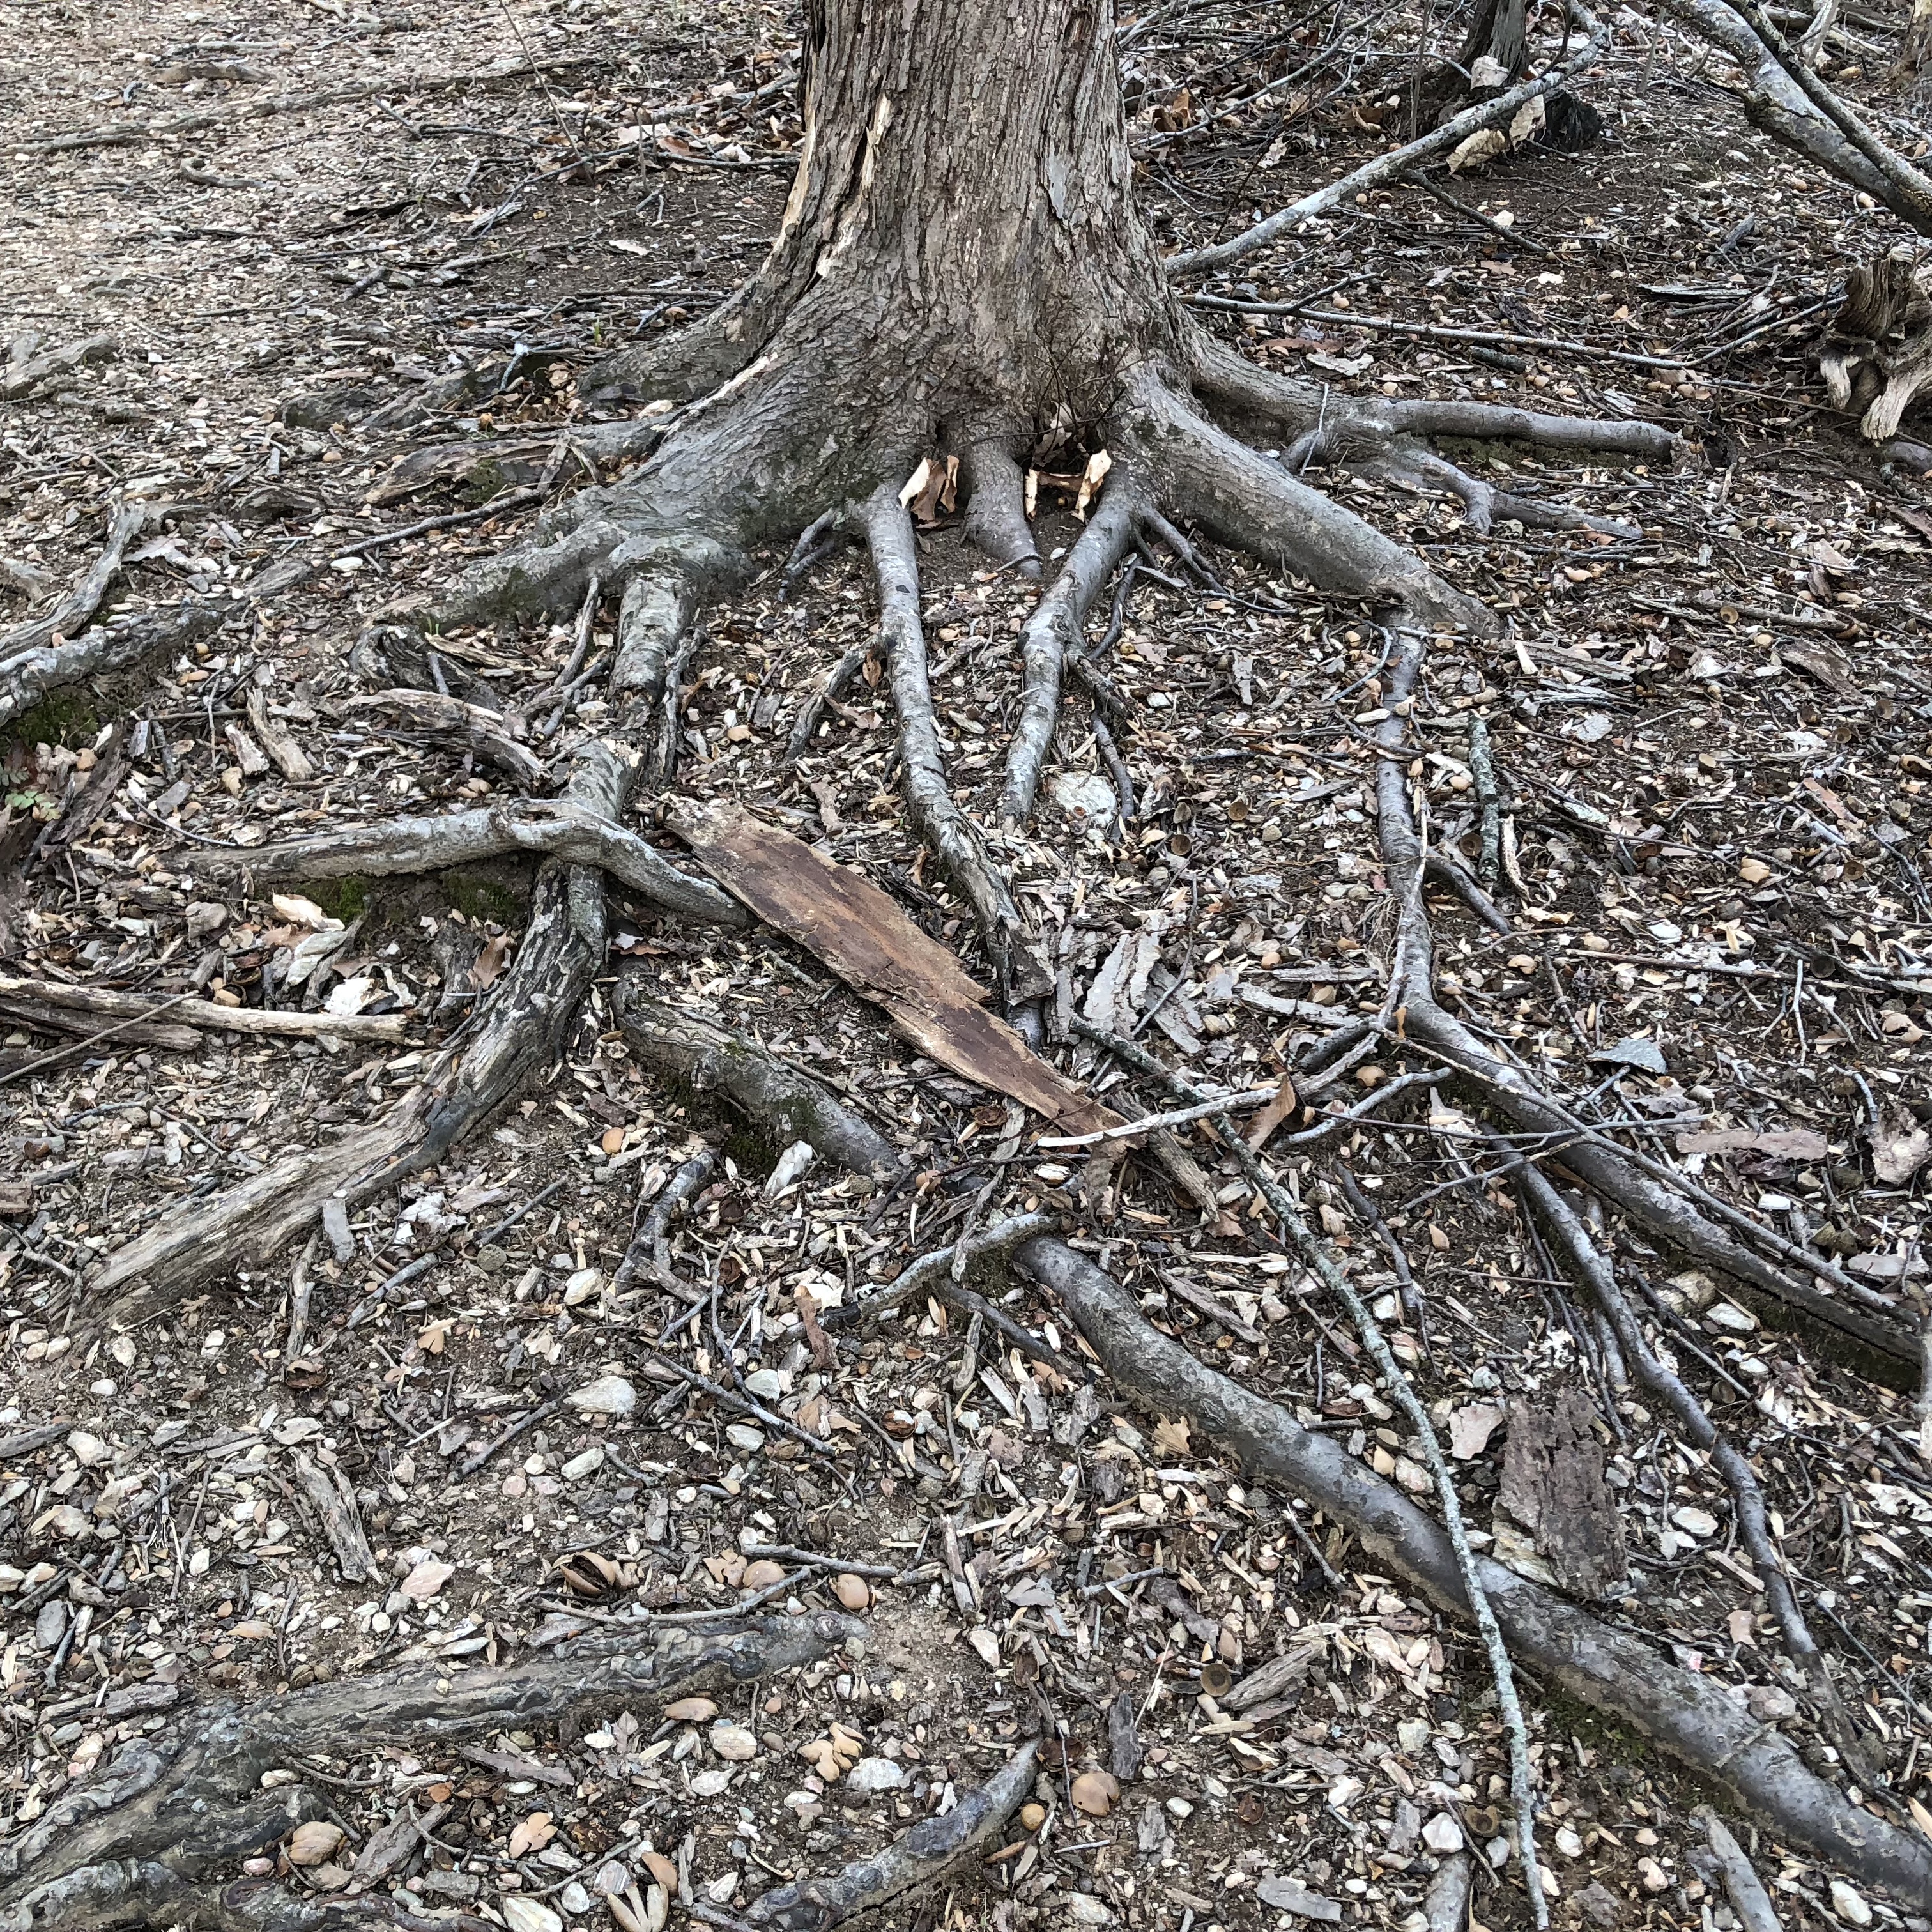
1495,1392 -> 1628,1598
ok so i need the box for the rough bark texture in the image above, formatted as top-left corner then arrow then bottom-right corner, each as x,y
0,1618 -> 859,1929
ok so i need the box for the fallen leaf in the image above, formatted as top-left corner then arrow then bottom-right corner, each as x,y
507,1811 -> 556,1858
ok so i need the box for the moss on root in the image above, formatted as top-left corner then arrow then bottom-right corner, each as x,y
9,693 -> 102,749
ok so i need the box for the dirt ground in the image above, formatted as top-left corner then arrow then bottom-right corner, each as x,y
4,3 -> 1932,1931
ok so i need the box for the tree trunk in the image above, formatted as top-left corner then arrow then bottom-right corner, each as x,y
592,0 -> 1184,445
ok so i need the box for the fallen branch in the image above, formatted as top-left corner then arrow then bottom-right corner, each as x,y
664,796 -> 1220,1217
209,799 -> 745,928
288,1450 -> 375,1583
0,974 -> 409,1043
1167,3 -> 1609,277
744,1739 -> 1039,1931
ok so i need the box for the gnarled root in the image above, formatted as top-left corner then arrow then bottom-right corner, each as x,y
1187,332 -> 1678,533
744,1739 -> 1039,1931
210,796 -> 744,928
958,440 -> 1041,578
999,476 -> 1144,826
344,690 -> 548,790
0,1617 -> 860,1932
89,744 -> 638,1315
1017,1241 -> 1932,1907
1117,369 -> 1496,636
864,488 -> 1048,999
614,974 -> 903,1183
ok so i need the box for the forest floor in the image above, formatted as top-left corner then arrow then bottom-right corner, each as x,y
4,4 -> 1932,1932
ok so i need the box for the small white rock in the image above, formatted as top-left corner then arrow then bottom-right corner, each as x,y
711,1724 -> 759,1762
689,1768 -> 733,1797
845,1757 -> 905,1793
563,1268 -> 604,1307
1422,1814 -> 1464,1854
561,1445 -> 606,1480
567,1375 -> 637,1418
1706,1300 -> 1758,1333
502,1901 -> 564,1932
1671,1506 -> 1719,1538
724,1423 -> 765,1453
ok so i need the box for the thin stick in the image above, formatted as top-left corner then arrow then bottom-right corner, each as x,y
1078,1018 -> 1549,1929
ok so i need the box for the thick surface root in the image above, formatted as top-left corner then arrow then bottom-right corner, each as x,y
1,1617 -> 859,1931
1117,369 -> 1497,634
744,1740 -> 1038,1931
864,489 -> 1047,997
213,796 -> 744,928
1019,1241 -> 1932,1906
89,745 -> 637,1315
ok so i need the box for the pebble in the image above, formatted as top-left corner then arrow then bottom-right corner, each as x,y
1706,1300 -> 1758,1333
1065,1896 -> 1115,1926
1020,1802 -> 1047,1832
399,1558 -> 453,1603
710,1725 -> 758,1762
664,1698 -> 718,1723
742,1560 -> 786,1590
567,1376 -> 636,1418
563,1268 -> 603,1307
725,1423 -> 765,1453
832,1573 -> 873,1611
688,1769 -> 733,1798
1671,1505 -> 1719,1537
1422,1813 -> 1464,1854
845,1756 -> 905,1793
561,1445 -> 605,1480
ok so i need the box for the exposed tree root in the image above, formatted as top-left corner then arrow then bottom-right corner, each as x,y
1353,627 -> 1919,1372
1016,1240 -> 1932,1906
344,691 -> 549,790
613,976 -> 903,1183
89,745 -> 638,1315
999,479 -> 1145,826
1659,0 -> 1931,228
0,505 -> 146,661
1,335 -> 116,402
1121,370 -> 1495,634
742,1739 -> 1039,1932
0,1616 -> 859,1931
585,960 -> 1928,1901
1,558 -> 311,735
958,441 -> 1041,578
210,797 -> 745,928
864,487 -> 1045,997
1504,1147 -> 1880,1783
